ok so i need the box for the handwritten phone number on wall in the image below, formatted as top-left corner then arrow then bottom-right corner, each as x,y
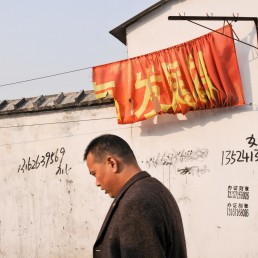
17,147 -> 70,175
221,149 -> 258,165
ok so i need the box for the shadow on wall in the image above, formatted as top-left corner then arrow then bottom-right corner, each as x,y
236,24 -> 258,105
139,104 -> 253,136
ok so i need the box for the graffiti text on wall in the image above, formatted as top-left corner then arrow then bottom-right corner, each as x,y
227,203 -> 249,217
177,165 -> 209,177
222,134 -> 258,165
144,148 -> 208,168
228,185 -> 249,200
17,147 -> 72,175
227,185 -> 250,217
143,148 -> 209,176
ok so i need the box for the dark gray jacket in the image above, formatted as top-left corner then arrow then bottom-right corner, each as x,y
93,171 -> 187,258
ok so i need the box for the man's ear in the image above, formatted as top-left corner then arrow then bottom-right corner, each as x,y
106,156 -> 118,172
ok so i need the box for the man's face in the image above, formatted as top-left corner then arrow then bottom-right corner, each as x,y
86,152 -> 117,198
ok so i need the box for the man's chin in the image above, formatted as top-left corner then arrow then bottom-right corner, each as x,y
107,192 -> 115,198
102,189 -> 114,198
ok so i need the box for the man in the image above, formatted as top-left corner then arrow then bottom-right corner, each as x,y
83,134 -> 187,258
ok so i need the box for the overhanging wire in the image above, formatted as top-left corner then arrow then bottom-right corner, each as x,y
0,66 -> 92,88
186,20 -> 258,50
2,17 -> 258,89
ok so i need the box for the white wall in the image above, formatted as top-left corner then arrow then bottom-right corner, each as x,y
0,106 -> 119,258
0,104 -> 258,258
125,0 -> 258,257
134,108 -> 258,258
2,104 -> 258,258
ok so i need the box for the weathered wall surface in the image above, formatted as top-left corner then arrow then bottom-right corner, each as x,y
1,103 -> 258,258
0,106 -> 118,258
125,0 -> 258,257
134,109 -> 258,258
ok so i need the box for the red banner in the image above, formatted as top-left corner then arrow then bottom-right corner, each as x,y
92,25 -> 244,124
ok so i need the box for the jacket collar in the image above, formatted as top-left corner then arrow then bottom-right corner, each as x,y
94,171 -> 150,244
114,171 -> 150,201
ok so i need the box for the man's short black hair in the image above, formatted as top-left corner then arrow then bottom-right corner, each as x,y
83,134 -> 136,163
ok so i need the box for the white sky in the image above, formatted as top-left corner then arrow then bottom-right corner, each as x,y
0,0 -> 157,100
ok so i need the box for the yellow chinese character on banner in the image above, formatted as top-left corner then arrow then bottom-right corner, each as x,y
162,61 -> 196,112
187,53 -> 208,103
198,51 -> 218,102
134,66 -> 162,119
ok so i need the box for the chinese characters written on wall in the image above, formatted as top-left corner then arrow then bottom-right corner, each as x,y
221,134 -> 258,165
227,185 -> 250,217
143,148 -> 209,177
17,147 -> 71,175
223,134 -> 255,217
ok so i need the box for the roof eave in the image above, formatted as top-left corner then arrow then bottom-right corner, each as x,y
109,0 -> 171,45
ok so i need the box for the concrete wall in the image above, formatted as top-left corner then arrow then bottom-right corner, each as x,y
1,102 -> 258,258
124,0 -> 258,257
0,106 -> 117,257
1,104 -> 258,257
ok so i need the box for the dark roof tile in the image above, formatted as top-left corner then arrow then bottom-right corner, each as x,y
0,90 -> 114,116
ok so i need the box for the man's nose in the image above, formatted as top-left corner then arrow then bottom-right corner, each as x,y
96,179 -> 100,187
